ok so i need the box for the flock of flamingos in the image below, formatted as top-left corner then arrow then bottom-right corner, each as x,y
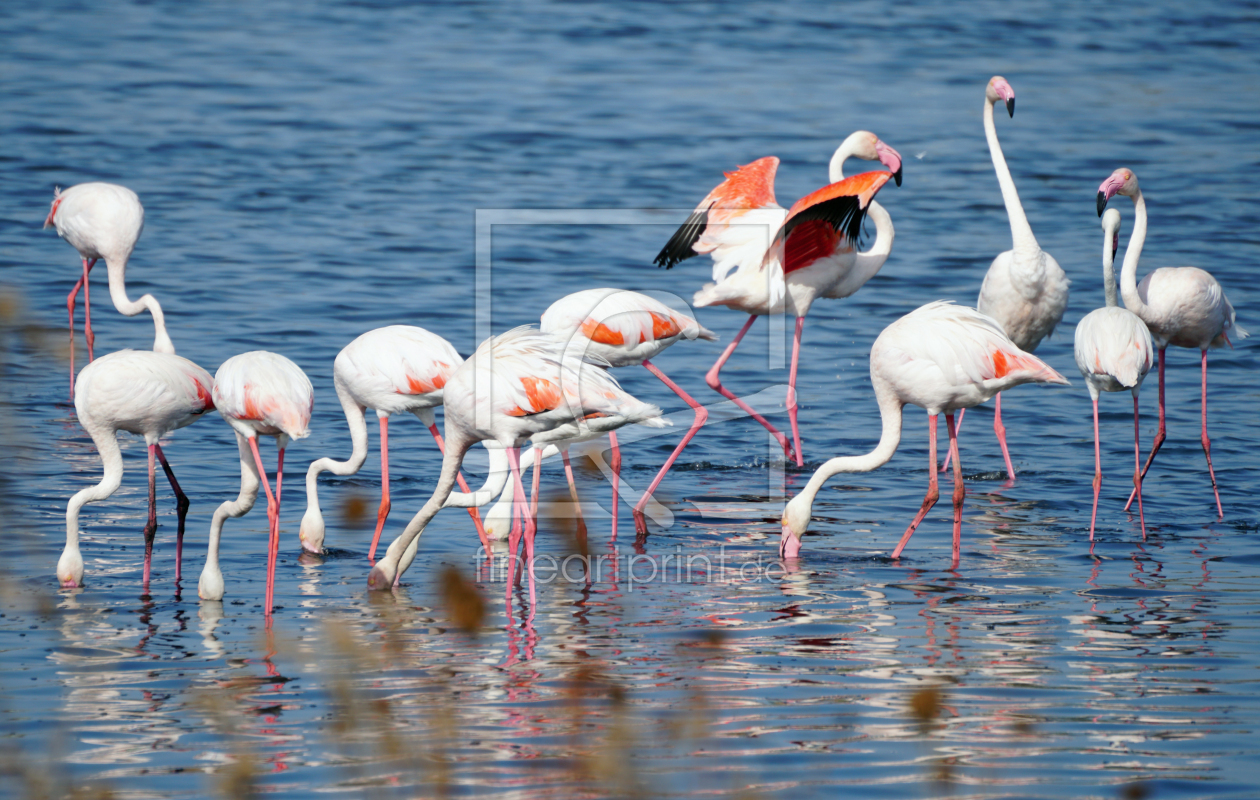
48,77 -> 1245,615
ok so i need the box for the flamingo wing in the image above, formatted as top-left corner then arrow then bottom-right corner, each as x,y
773,171 -> 891,275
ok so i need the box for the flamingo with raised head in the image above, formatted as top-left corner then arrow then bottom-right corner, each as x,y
296,325 -> 489,559
198,351 -> 313,615
944,76 -> 1070,480
44,183 -> 174,399
366,327 -> 662,604
59,350 -> 215,588
1097,167 -> 1247,519
540,288 -> 713,534
1074,209 -> 1155,539
779,301 -> 1069,561
657,134 -> 902,466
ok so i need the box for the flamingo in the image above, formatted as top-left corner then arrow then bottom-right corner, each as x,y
656,134 -> 902,466
943,76 -> 1070,479
1073,208 -> 1155,539
540,288 -> 714,534
779,301 -> 1069,561
1097,167 -> 1247,519
366,327 -> 662,601
59,350 -> 215,588
198,351 -> 313,615
295,325 -> 491,559
44,183 -> 174,400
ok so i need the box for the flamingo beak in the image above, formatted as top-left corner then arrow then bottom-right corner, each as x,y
779,524 -> 802,558
1096,191 -> 1108,217
1005,97 -> 1015,118
876,141 -> 903,187
1096,174 -> 1126,216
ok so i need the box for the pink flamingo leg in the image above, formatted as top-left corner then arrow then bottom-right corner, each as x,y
427,423 -> 490,550
608,431 -> 621,542
940,408 -> 964,472
504,447 -> 528,606
142,444 -> 158,586
247,438 -> 279,616
369,417 -> 391,561
704,315 -> 794,462
892,414 -> 939,559
1133,393 -> 1146,538
946,412 -> 964,564
530,447 -> 542,522
1126,348 -> 1166,511
1197,349 -> 1223,519
67,276 -> 82,399
561,449 -> 588,544
993,392 -> 1016,481
82,258 -> 96,361
153,444 -> 189,582
786,316 -> 805,467
633,359 -> 710,534
272,447 -> 286,608
1089,399 -> 1101,541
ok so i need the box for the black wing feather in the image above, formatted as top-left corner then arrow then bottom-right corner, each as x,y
773,194 -> 867,249
653,203 -> 711,269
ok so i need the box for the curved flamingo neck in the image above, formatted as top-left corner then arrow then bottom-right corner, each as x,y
65,417 -> 124,548
206,431 -> 262,577
1120,190 -> 1152,320
304,385 -> 371,516
983,98 -> 1038,253
444,445 -> 511,507
828,140 -> 856,184
829,143 -> 895,270
105,257 -> 175,354
1102,229 -> 1118,308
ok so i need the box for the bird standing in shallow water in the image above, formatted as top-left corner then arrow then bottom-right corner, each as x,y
1074,209 -> 1155,539
1097,167 -> 1247,519
60,349 -> 215,588
780,301 -> 1069,563
199,351 -> 313,615
44,183 -> 174,400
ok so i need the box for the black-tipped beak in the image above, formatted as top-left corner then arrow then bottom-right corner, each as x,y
892,166 -> 903,187
1096,191 -> 1108,217
1006,97 -> 1015,118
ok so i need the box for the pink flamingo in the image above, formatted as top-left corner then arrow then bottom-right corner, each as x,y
59,349 -> 215,588
199,351 -> 313,615
944,77 -> 1070,480
296,325 -> 489,559
1097,167 -> 1247,519
540,288 -> 715,534
366,327 -> 661,603
1074,208 -> 1155,539
44,183 -> 174,399
780,301 -> 1069,561
657,134 -> 902,466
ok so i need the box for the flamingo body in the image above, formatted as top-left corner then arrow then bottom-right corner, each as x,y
60,350 -> 214,588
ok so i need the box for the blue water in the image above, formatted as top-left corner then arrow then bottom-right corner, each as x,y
1,1 -> 1258,797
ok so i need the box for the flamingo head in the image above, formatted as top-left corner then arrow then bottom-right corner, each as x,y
779,492 -> 812,558
987,76 -> 1015,117
1097,168 -> 1139,216
1101,208 -> 1121,260
44,187 -> 63,230
844,132 -> 903,187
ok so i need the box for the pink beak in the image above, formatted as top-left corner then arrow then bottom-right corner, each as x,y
779,524 -> 802,558
875,140 -> 903,187
993,78 -> 1015,117
1097,173 -> 1126,216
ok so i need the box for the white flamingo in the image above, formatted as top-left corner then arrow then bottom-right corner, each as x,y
44,183 -> 174,399
1097,167 -> 1247,519
780,301 -> 1069,562
945,76 -> 1070,480
60,350 -> 215,588
199,351 -> 313,615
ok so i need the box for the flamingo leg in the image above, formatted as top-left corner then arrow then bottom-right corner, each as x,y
1133,393 -> 1146,538
530,447 -> 542,523
1198,349 -> 1223,519
1126,348 -> 1165,510
608,431 -> 621,542
993,392 -> 1016,481
561,449 -> 588,544
892,414 -> 939,559
272,446 -> 285,608
153,444 -> 189,582
142,444 -> 158,586
1090,398 -> 1101,541
505,447 -> 538,611
704,315 -> 794,462
946,412 -> 964,564
368,417 -> 391,561
633,359 -> 710,534
66,258 -> 97,400
82,258 -> 96,361
940,408 -> 964,472
427,423 -> 489,550
247,437 -> 278,616
786,316 -> 805,467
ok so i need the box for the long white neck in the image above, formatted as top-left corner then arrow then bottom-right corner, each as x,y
443,445 -> 511,508
983,98 -> 1038,252
829,144 -> 895,272
377,432 -> 472,581
303,382 -> 370,516
200,432 -> 261,599
60,421 -> 125,585
1102,231 -> 1118,308
105,257 -> 175,354
783,383 -> 903,534
1120,190 -> 1152,320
